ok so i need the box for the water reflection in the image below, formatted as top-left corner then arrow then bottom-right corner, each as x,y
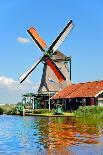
0,115 -> 103,154
34,117 -> 103,154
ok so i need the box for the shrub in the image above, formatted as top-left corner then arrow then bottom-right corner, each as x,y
6,107 -> 17,115
33,109 -> 54,114
0,104 -> 16,114
76,106 -> 103,118
0,107 -> 4,115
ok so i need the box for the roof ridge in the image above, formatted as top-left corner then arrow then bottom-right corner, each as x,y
75,79 -> 103,85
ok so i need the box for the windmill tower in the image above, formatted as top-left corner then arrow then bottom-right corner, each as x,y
38,51 -> 71,93
19,20 -> 74,93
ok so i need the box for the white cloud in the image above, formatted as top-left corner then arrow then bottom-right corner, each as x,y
0,76 -> 40,104
17,37 -> 30,44
0,76 -> 39,91
0,76 -> 14,86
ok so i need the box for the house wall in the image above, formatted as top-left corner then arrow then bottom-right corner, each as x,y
52,93 -> 103,111
65,98 -> 83,111
64,97 -> 96,111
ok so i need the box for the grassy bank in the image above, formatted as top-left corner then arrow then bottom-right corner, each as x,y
30,112 -> 74,117
0,105 -> 75,116
75,106 -> 103,118
1,104 -> 102,118
25,109 -> 74,117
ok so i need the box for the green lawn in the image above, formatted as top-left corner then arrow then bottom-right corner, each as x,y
25,112 -> 75,117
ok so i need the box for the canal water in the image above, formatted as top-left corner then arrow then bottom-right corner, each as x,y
0,115 -> 103,155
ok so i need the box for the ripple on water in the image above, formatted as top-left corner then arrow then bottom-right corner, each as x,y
0,115 -> 103,154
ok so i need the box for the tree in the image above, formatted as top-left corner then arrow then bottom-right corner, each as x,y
0,107 -> 4,115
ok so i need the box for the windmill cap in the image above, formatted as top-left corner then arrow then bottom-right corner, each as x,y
52,50 -> 70,61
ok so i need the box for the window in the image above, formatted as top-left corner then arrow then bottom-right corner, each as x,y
98,98 -> 103,106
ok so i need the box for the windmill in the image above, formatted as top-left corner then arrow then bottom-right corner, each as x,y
19,20 -> 74,93
38,51 -> 72,93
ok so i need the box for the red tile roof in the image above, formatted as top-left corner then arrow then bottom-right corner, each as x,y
52,80 -> 103,99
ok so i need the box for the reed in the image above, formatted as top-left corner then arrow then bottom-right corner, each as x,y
76,106 -> 103,118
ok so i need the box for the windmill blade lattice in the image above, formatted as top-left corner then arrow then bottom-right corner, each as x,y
19,58 -> 43,83
48,20 -> 74,53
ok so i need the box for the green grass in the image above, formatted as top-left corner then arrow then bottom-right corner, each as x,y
25,109 -> 75,117
33,109 -> 54,114
32,113 -> 74,117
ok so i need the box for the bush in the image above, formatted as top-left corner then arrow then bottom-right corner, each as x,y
0,107 -> 4,115
76,106 -> 103,118
7,107 -> 17,115
0,104 -> 16,114
33,109 -> 54,114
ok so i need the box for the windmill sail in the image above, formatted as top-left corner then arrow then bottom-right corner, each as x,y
48,20 -> 74,53
27,27 -> 47,52
44,56 -> 66,82
20,20 -> 74,85
19,58 -> 43,83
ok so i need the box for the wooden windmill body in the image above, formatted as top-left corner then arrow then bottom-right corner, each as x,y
38,51 -> 71,93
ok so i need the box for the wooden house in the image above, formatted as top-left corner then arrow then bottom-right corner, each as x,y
51,80 -> 103,111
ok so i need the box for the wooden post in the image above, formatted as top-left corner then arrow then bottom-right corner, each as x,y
23,105 -> 25,116
32,97 -> 35,109
70,57 -> 71,81
48,91 -> 51,110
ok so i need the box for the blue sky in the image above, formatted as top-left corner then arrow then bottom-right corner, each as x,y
0,0 -> 103,103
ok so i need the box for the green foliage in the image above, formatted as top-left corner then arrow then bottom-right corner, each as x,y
6,107 -> 17,115
23,93 -> 34,97
76,106 -> 103,118
33,109 -> 54,114
0,107 -> 4,115
0,104 -> 17,115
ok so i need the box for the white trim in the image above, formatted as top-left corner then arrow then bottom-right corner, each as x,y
50,89 -> 62,99
95,90 -> 103,97
98,98 -> 103,100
